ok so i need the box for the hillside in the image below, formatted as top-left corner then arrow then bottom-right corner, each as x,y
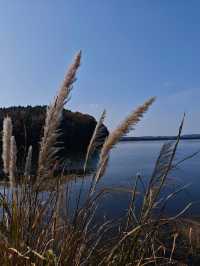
0,106 -> 109,169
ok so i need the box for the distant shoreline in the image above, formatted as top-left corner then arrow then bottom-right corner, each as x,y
120,134 -> 200,142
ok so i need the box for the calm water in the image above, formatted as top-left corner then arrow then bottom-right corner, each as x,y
74,140 -> 200,220
2,140 -> 200,220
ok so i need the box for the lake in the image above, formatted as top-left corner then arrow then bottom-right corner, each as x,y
2,140 -> 200,221
69,140 -> 200,220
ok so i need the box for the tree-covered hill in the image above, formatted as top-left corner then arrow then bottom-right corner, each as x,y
0,106 -> 109,170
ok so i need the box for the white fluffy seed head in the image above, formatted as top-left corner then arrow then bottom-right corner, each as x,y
95,97 -> 156,184
9,136 -> 17,186
2,117 -> 13,174
38,51 -> 81,178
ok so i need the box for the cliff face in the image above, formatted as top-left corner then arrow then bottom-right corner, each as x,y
0,106 -> 109,168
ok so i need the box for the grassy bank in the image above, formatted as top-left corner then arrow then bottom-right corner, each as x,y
0,52 -> 199,265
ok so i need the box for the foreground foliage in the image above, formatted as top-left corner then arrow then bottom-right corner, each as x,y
0,52 -> 199,265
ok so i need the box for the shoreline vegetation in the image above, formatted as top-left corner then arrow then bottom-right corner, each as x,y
0,52 -> 199,265
121,134 -> 200,141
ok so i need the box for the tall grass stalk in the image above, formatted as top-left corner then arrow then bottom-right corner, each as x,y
2,117 -> 13,175
9,136 -> 17,187
0,54 -> 198,265
38,51 -> 81,179
24,145 -> 32,177
84,109 -> 106,172
94,97 -> 156,186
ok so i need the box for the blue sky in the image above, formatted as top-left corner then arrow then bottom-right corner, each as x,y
0,0 -> 200,136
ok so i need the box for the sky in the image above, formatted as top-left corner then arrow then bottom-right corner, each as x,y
0,0 -> 200,136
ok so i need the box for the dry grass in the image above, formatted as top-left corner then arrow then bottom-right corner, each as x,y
100,97 -> 155,163
2,117 -> 13,175
93,97 -> 156,186
84,109 -> 106,172
24,145 -> 32,177
38,51 -> 81,179
9,136 -> 17,187
0,53 -> 198,265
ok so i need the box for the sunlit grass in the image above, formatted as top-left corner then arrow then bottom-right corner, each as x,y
0,53 -> 198,265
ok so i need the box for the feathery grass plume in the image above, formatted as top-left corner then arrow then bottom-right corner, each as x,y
96,97 -> 156,181
9,136 -> 17,186
138,141 -> 175,222
24,145 -> 32,177
84,110 -> 106,172
2,117 -> 13,174
140,115 -> 185,223
150,141 -> 174,187
92,155 -> 108,190
38,51 -> 81,178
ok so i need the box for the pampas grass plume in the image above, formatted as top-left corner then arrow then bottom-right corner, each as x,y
100,97 -> 155,162
9,136 -> 17,185
24,145 -> 32,177
84,110 -> 106,172
2,117 -> 13,174
38,51 -> 81,178
96,97 -> 156,181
